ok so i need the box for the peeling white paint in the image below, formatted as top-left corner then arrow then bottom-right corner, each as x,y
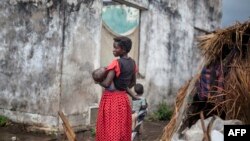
0,0 -> 222,131
139,0 -> 222,109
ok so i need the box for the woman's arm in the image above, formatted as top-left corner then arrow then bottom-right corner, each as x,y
128,60 -> 137,88
98,70 -> 115,88
128,72 -> 136,88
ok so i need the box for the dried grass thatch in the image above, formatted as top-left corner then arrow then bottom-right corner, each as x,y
160,80 -> 191,140
198,21 -> 250,65
161,21 -> 250,141
209,59 -> 250,123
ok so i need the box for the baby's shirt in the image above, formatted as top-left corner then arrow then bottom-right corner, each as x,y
132,96 -> 146,113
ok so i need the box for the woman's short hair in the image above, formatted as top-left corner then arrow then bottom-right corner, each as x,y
113,36 -> 132,53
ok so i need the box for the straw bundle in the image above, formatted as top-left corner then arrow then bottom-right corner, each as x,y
203,21 -> 250,123
160,80 -> 191,140
198,21 -> 250,65
208,57 -> 250,123
161,21 -> 250,141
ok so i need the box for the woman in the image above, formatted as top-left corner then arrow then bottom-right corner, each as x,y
95,36 -> 137,141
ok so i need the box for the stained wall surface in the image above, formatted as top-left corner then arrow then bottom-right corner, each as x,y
139,0 -> 222,109
0,0 -> 102,130
0,0 -> 222,130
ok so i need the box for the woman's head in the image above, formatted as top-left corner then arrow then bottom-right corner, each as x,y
134,83 -> 144,95
113,36 -> 132,57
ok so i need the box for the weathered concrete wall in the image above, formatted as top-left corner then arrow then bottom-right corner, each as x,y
60,0 -> 102,129
0,0 -> 102,130
194,0 -> 222,31
113,0 -> 149,9
139,0 -> 222,109
0,0 -> 222,130
0,0 -> 62,129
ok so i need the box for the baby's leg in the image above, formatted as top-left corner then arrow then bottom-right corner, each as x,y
132,112 -> 137,130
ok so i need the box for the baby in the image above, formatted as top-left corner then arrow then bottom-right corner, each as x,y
92,67 -> 108,83
92,67 -> 116,91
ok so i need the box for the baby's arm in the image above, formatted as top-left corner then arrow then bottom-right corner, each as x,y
126,88 -> 140,100
141,99 -> 148,110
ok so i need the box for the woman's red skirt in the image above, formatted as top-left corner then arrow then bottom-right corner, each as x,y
96,90 -> 132,141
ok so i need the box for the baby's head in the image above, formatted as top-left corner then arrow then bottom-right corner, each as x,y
92,67 -> 107,82
134,83 -> 144,95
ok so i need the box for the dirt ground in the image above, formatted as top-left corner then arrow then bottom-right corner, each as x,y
0,120 -> 168,141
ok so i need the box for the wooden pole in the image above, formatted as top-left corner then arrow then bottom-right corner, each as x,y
58,111 -> 77,141
200,111 -> 210,141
